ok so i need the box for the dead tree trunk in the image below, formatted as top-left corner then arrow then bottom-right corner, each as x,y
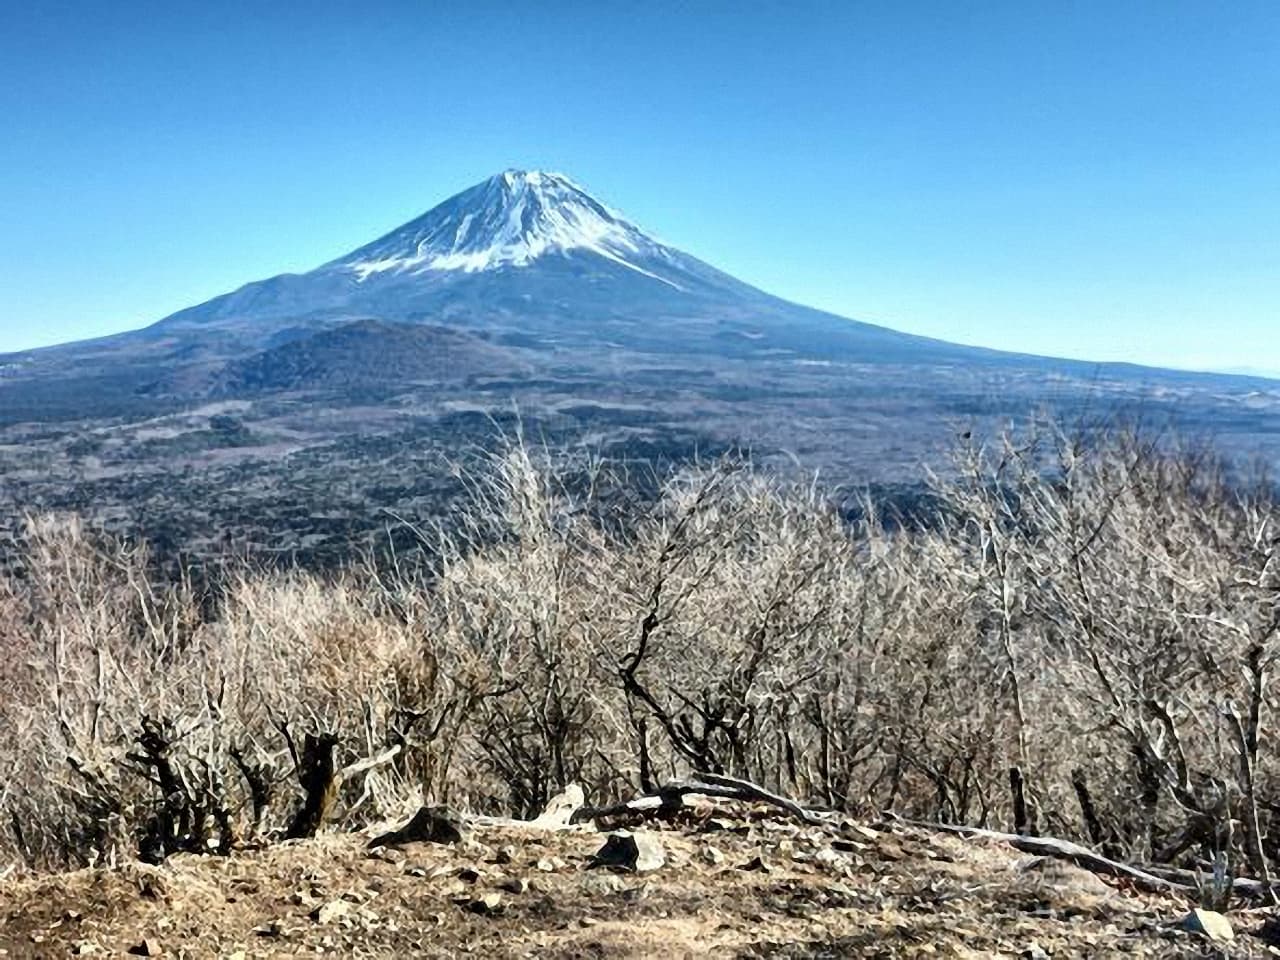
231,746 -> 275,840
1071,768 -> 1112,854
286,733 -> 339,840
1010,766 -> 1032,836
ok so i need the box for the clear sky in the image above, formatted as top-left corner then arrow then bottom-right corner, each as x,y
2,1 -> 1277,373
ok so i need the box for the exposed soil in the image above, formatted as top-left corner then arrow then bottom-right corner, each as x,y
1,806 -> 1272,958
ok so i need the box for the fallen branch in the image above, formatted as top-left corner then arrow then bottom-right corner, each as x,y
895,817 -> 1274,900
577,773 -> 824,826
1137,861 -> 1272,899
374,786 -> 595,845
469,785 -> 593,832
693,771 -> 825,825
574,786 -> 684,822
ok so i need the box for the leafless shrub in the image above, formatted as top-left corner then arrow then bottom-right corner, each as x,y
3,423 -> 1279,906
0,517 -> 439,870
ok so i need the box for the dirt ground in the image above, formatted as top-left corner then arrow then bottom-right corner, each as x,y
1,805 -> 1275,959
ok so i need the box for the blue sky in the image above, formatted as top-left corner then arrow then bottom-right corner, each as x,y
2,1 -> 1277,373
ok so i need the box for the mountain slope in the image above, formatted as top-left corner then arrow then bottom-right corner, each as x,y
136,320 -> 528,398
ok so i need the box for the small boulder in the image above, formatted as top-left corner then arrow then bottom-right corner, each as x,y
498,876 -> 529,894
310,899 -> 351,925
367,845 -> 406,865
494,844 -> 517,865
1257,915 -> 1280,946
589,831 -> 665,873
1020,857 -> 1112,898
459,892 -> 504,916
580,873 -> 626,896
1180,908 -> 1234,942
368,806 -> 467,848
127,939 -> 163,957
530,783 -> 586,829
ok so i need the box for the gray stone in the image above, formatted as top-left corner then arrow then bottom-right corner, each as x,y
580,873 -> 626,896
498,876 -> 529,894
459,892 -> 504,916
530,783 -> 585,828
368,806 -> 467,848
494,844 -> 517,865
310,900 -> 350,925
1180,908 -> 1234,942
589,831 -> 665,873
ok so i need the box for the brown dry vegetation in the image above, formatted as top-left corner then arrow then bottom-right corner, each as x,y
2,421 -> 1280,949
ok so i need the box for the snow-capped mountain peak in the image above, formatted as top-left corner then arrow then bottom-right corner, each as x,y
332,170 -> 681,286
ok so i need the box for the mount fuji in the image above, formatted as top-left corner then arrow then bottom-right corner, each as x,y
140,169 -> 977,364
5,169 -> 1277,415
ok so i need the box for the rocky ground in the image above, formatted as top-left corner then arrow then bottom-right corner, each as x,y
0,799 -> 1274,959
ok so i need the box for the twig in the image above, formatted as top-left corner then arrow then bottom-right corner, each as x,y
338,743 -> 402,782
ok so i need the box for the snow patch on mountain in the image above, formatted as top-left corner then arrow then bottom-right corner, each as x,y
333,170 -> 685,289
